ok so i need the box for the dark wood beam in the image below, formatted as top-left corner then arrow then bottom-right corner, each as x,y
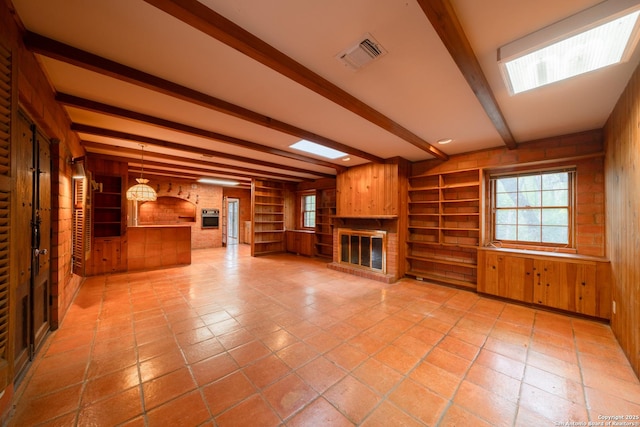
141,0 -> 449,161
82,140 -> 313,180
73,123 -> 333,178
23,31 -> 381,164
416,0 -> 517,149
57,92 -> 343,171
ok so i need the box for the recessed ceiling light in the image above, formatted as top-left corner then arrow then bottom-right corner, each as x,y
197,178 -> 239,186
290,140 -> 347,159
342,157 -> 351,162
437,138 -> 453,145
499,1 -> 640,95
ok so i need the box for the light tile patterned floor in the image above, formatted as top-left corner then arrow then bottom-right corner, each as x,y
7,245 -> 640,426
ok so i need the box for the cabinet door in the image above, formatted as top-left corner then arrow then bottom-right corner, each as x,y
501,255 -> 533,302
574,263 -> 597,316
534,259 -> 597,313
533,259 -> 570,310
478,251 -> 500,295
480,252 -> 532,302
91,238 -> 123,275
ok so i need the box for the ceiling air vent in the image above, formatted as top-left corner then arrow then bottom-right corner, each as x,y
336,33 -> 386,70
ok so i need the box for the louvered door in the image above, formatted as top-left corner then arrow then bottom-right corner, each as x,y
0,40 -> 11,388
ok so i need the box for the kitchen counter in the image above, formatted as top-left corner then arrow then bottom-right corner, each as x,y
128,225 -> 191,271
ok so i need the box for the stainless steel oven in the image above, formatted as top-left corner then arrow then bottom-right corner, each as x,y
201,208 -> 219,229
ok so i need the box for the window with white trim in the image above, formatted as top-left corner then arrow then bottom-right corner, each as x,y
491,169 -> 574,246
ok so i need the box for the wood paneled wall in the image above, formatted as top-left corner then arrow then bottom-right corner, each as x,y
336,162 -> 400,217
604,62 -> 640,378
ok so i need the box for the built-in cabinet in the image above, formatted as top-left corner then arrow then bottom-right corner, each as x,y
285,230 -> 314,257
478,248 -> 611,319
86,158 -> 128,276
251,179 -> 285,256
315,188 -> 336,258
93,175 -> 123,237
89,237 -> 126,276
406,168 -> 481,289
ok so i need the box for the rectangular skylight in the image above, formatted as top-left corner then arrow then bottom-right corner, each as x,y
198,178 -> 239,186
499,1 -> 640,95
290,140 -> 347,159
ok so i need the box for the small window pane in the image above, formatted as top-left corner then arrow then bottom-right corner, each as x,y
518,191 -> 541,207
518,175 -> 541,191
497,193 -> 517,207
496,225 -> 516,240
542,226 -> 568,244
542,208 -> 568,226
542,172 -> 568,190
518,209 -> 541,225
496,209 -> 516,224
518,225 -> 541,242
542,190 -> 568,206
496,177 -> 517,193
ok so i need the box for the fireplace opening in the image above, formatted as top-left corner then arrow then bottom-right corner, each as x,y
338,229 -> 386,273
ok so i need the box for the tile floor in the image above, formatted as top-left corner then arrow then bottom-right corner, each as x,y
6,245 -> 640,426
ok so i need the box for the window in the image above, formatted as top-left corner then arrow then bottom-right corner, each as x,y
301,193 -> 316,228
491,169 -> 574,246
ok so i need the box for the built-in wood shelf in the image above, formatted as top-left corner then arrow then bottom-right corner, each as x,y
406,168 -> 482,289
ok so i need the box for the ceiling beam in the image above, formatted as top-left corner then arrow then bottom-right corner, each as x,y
82,140 -> 311,181
57,92 -> 344,171
142,0 -> 449,161
73,123 -> 334,178
129,165 -> 248,183
416,0 -> 517,149
23,31 -> 382,164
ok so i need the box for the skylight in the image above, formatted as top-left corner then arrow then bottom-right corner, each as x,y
290,140 -> 347,159
499,2 -> 640,95
198,178 -> 239,186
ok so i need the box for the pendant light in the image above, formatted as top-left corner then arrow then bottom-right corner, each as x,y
126,144 -> 157,201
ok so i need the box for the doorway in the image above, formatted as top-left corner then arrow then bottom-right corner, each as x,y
13,111 -> 51,381
227,198 -> 239,245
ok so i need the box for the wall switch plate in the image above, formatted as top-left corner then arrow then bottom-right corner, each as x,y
613,300 -> 616,314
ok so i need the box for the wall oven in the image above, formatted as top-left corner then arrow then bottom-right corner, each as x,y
201,208 -> 220,229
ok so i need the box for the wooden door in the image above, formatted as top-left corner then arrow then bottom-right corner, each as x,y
13,112 -> 34,378
13,113 -> 51,380
32,129 -> 51,352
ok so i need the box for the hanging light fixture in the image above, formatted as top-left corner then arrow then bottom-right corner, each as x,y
126,144 -> 157,201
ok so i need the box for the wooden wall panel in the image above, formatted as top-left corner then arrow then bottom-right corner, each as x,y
336,162 -> 399,217
604,62 -> 640,378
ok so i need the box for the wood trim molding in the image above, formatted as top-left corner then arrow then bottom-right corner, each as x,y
23,31 -> 382,164
417,0 -> 517,150
142,0 -> 449,161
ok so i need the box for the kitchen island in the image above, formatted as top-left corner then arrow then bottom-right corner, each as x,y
128,225 -> 191,271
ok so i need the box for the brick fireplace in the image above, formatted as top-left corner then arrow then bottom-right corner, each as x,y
328,217 -> 400,283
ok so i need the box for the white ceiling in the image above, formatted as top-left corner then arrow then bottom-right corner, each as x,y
10,0 -> 639,184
